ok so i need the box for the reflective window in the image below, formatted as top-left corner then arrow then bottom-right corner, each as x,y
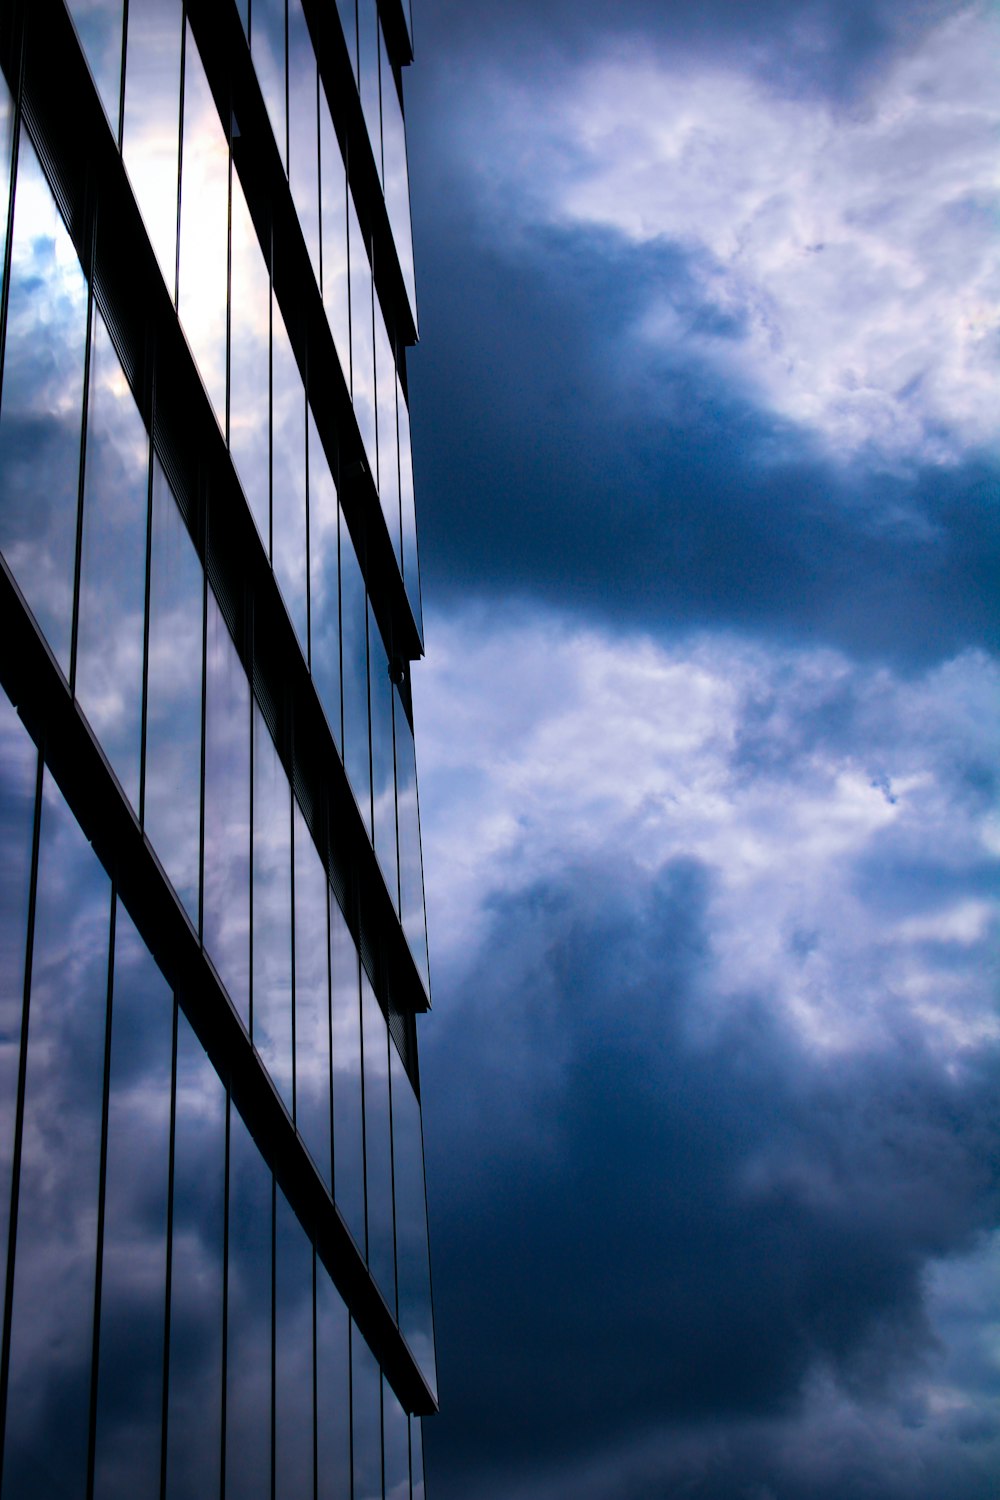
178,21 -> 228,428
374,305 -> 400,569
288,0 -> 321,285
348,193 -> 376,476
92,899 -> 172,1500
394,694 -> 429,992
396,376 -> 422,638
318,92 -> 350,383
2,771 -> 111,1495
165,1007 -> 226,1500
229,169 -> 270,543
411,1417 -> 425,1500
274,1188 -> 314,1499
144,458 -> 203,924
293,798 -> 332,1187
0,130 -> 88,676
66,0 -> 124,141
369,604 -> 398,910
203,588 -> 251,1024
226,1104 -> 272,1500
329,894 -> 364,1250
383,1378 -> 410,1500
340,512 -> 370,833
390,1043 -> 436,1400
335,0 -> 357,85
351,1328 -> 383,1500
271,293 -> 309,654
357,0 -> 381,182
0,63 -> 14,290
251,0 -> 287,170
315,1269 -> 350,1500
76,302 -> 149,809
122,0 -> 183,297
361,966 -> 395,1311
252,703 -> 293,1111
307,409 -> 341,749
380,36 -> 417,320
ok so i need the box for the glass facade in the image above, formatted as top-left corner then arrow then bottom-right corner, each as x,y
0,0 -> 434,1494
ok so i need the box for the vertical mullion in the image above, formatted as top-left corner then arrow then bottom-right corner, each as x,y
138,419 -> 154,828
220,1087 -> 231,1500
117,0 -> 130,154
174,11 -> 187,310
290,782 -> 297,1128
85,886 -> 118,1500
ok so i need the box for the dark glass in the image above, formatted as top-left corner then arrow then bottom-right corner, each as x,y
315,1268 -> 350,1500
329,895 -> 364,1251
92,899 -> 172,1500
335,0 -> 357,84
357,0 -> 381,181
351,1327 -> 382,1500
394,694 -> 429,992
293,798 -> 332,1187
410,1417 -> 425,1500
340,511 -> 370,833
2,770 -> 111,1495
390,1042 -> 436,1401
396,379 -> 422,638
361,966 -> 394,1311
271,292 -> 309,655
383,1377 -> 410,1500
318,92 -> 350,384
251,0 -> 287,170
203,587 -> 251,1025
164,1006 -> 226,1500
274,1188 -> 314,1500
369,604 -> 398,910
144,458 -> 203,923
0,130 -> 88,676
379,36 -> 416,322
252,703 -> 293,1111
76,302 -> 149,809
122,0 -> 183,297
65,0 -> 124,140
288,0 -> 321,285
178,21 -> 228,428
0,68 -> 14,291
229,166 -> 271,544
374,307 -> 400,570
225,1104 -> 272,1500
306,409 -> 341,750
347,194 -> 377,477
0,690 -> 37,1326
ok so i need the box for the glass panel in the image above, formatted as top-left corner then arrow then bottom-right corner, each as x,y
122,0 -> 183,297
315,1269 -> 350,1500
319,93 -> 350,383
92,899 -> 172,1500
2,771 -> 111,1494
390,1044 -> 436,1401
225,1104 -> 272,1500
348,193 -> 376,477
0,131 -> 88,675
229,167 -> 270,544
374,306 -> 400,569
357,0 -> 381,182
76,302 -> 149,809
394,693 -> 429,992
251,0 -> 287,171
335,0 -> 357,85
164,1007 -> 226,1500
340,512 -> 370,833
178,21 -> 227,428
271,293 -> 308,653
307,409 -> 340,749
288,0 -> 320,285
0,690 -> 37,1325
351,1329 -> 382,1500
66,0 -> 124,140
383,1378 -> 410,1500
0,70 -> 15,295
380,34 -> 416,320
396,382 -> 422,638
369,605 -> 397,910
252,702 -> 293,1112
144,458 -> 203,923
274,1189 -> 314,1500
361,967 -> 394,1311
329,896 -> 364,1251
203,587 -> 251,1024
410,1417 -> 425,1500
293,798 -> 332,1188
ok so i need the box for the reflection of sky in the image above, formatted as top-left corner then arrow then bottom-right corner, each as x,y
403,2 -> 1000,1496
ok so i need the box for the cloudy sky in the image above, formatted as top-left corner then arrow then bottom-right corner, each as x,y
401,3 -> 999,1497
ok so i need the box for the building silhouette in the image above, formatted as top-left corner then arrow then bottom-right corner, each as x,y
0,0 -> 435,1494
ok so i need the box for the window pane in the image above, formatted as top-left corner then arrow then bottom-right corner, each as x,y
380,36 -> 416,321
271,293 -> 308,653
340,512 -> 370,833
374,306 -> 400,569
293,798 -> 332,1188
274,1189 -> 314,1500
348,193 -> 376,477
394,693 -> 429,992
165,1007 -> 226,1500
144,458 -> 203,923
390,1043 -> 436,1401
66,0 -> 124,140
335,0 -> 356,85
252,703 -> 293,1112
0,69 -> 15,294
3,771 -> 111,1494
315,1269 -> 350,1500
410,1417 -> 425,1500
288,0 -> 320,285
396,377 -> 422,638
226,1104 -> 272,1500
0,130 -> 88,675
229,167 -> 270,543
369,604 -> 397,910
92,899 -> 172,1500
76,302 -> 149,809
203,588 -> 251,1024
122,0 -> 183,297
362,967 -> 394,1311
307,409 -> 340,749
329,895 -> 364,1251
178,21 -> 227,428
251,0 -> 287,170
319,93 -> 349,383
357,0 -> 381,182
383,1377 -> 410,1500
351,1329 -> 382,1500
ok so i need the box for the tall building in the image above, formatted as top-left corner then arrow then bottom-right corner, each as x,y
0,1 -> 435,1495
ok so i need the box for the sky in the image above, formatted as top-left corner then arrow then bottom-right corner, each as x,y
401,2 -> 1000,1497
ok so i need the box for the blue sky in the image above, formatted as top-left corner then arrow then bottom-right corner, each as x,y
402,2 -> 1000,1496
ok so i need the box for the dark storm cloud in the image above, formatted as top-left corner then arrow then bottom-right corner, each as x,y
421,854 -> 1000,1498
